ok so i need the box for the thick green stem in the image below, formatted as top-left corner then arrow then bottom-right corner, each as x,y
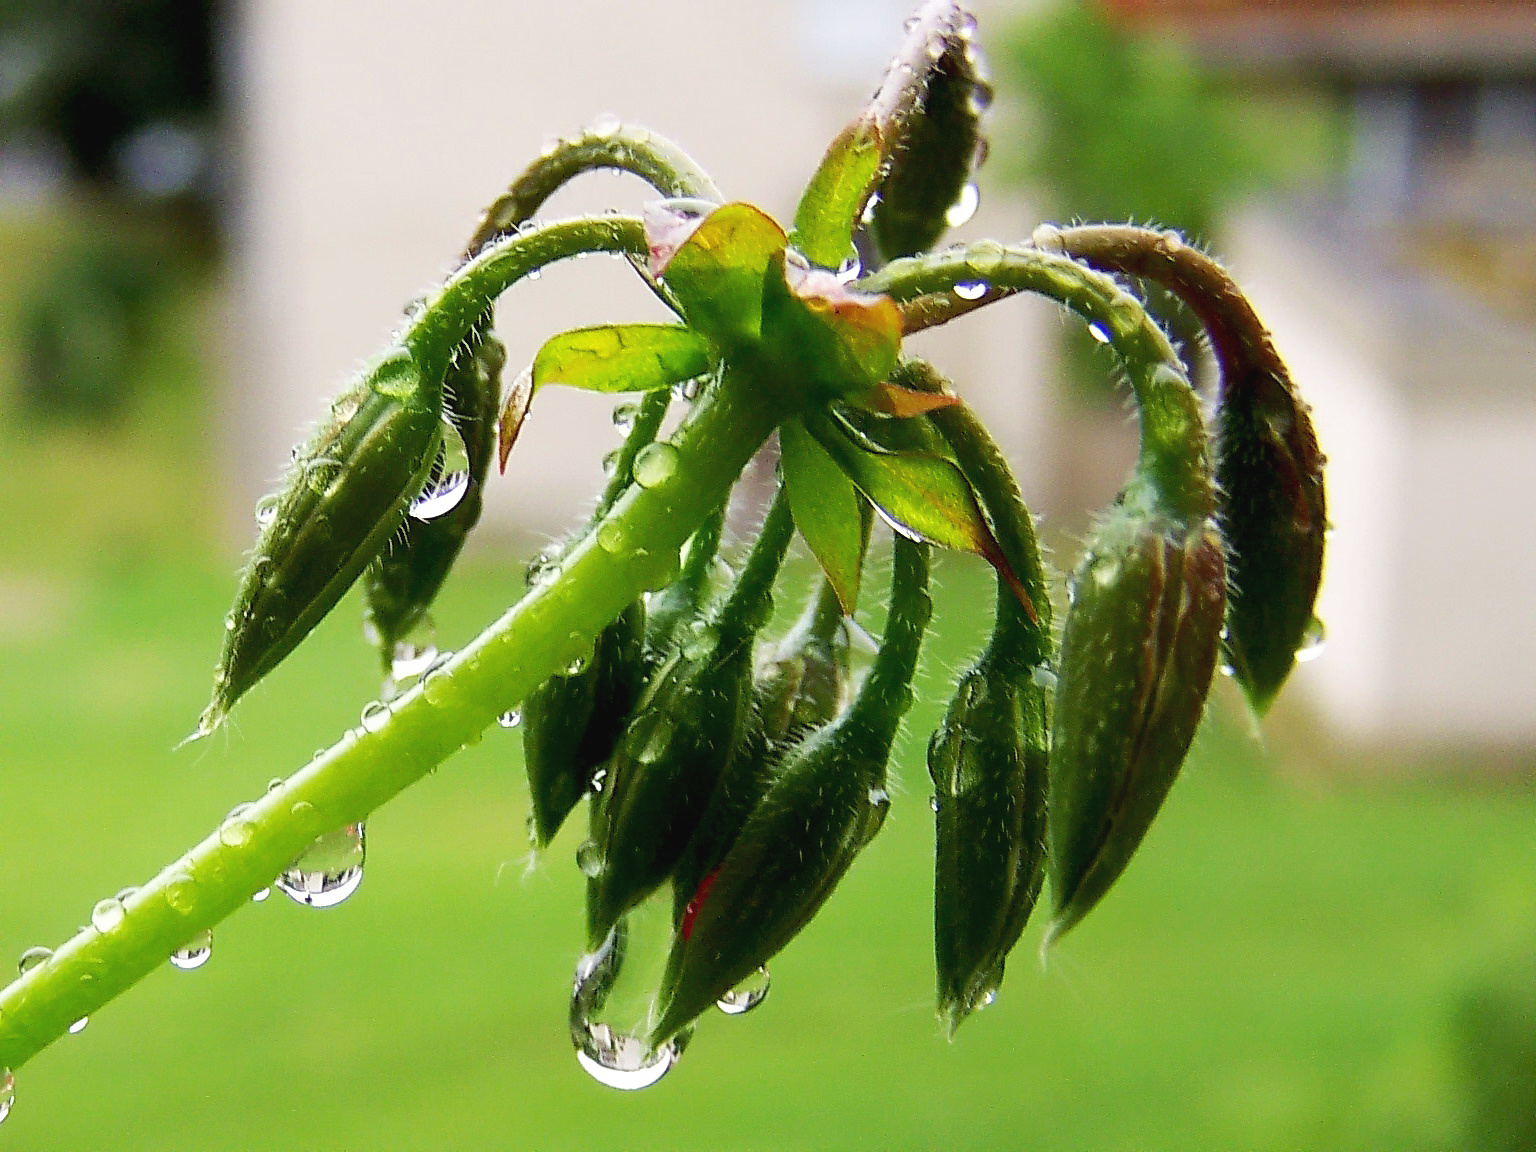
0,354 -> 798,1077
862,242 -> 1213,525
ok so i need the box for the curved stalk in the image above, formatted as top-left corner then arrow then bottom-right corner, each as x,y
0,300 -> 802,1081
861,242 -> 1213,525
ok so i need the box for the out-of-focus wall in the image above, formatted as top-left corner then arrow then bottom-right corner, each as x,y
227,0 -> 1053,544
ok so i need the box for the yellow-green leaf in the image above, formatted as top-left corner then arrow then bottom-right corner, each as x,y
648,202 -> 787,347
532,323 -> 711,394
792,116 -> 884,270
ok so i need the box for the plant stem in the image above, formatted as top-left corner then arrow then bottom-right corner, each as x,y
0,354 -> 798,1079
862,242 -> 1213,525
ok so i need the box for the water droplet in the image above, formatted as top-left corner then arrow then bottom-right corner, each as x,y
835,252 -> 861,283
360,700 -> 391,733
954,280 -> 987,301
576,840 -> 605,878
0,1067 -> 13,1125
589,113 -> 622,139
1030,664 -> 1059,691
1088,321 -> 1112,344
169,929 -> 213,971
218,808 -> 256,848
90,897 -> 126,933
251,886 -> 271,903
1160,228 -> 1185,251
390,641 -> 438,681
253,495 -> 279,528
601,450 -> 621,478
969,238 -> 1006,275
716,966 -> 770,1016
525,551 -> 560,588
1295,617 -> 1327,663
575,1023 -> 677,1090
17,947 -> 52,975
633,442 -> 679,488
596,521 -> 626,554
409,419 -> 472,521
115,885 -> 140,903
565,654 -> 590,676
590,767 -> 608,794
671,377 -> 702,403
68,1017 -> 88,1035
165,873 -> 198,914
304,457 -> 341,493
945,182 -> 980,228
276,823 -> 365,908
497,709 -> 522,729
1030,222 -> 1064,251
868,787 -> 890,808
611,401 -> 638,431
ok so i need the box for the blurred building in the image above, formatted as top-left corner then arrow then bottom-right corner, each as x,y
1107,0 -> 1536,752
229,0 -> 1054,547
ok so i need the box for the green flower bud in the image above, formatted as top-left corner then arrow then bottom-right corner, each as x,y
1216,373 -> 1327,714
930,654 -> 1047,1036
1047,510 -> 1225,940
522,599 -> 646,848
867,14 -> 990,262
200,349 -> 443,733
585,497 -> 796,945
651,538 -> 931,1047
362,326 -> 504,672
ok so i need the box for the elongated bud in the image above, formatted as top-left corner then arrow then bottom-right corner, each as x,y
363,326 -> 503,671
200,349 -> 443,733
585,497 -> 795,944
668,578 -> 853,927
930,653 -> 1047,1036
522,599 -> 646,847
1047,510 -> 1225,940
652,538 -> 931,1046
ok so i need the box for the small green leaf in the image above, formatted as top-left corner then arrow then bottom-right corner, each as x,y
532,323 -> 711,394
792,116 -> 884,270
760,252 -> 903,397
647,201 -> 787,347
779,417 -> 867,614
806,411 -> 1031,618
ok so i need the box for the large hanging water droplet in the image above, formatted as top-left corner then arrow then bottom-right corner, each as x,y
409,419 -> 471,521
169,929 -> 213,971
1295,616 -> 1327,663
632,442 -> 679,489
275,822 -> 365,908
575,1025 -> 677,1090
90,897 -> 126,933
945,182 -> 980,228
716,966 -> 770,1016
17,946 -> 52,975
0,1067 -> 13,1126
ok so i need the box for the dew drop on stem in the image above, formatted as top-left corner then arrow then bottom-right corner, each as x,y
16,946 -> 52,976
632,443 -> 679,489
169,928 -> 213,971
954,281 -> 987,301
276,822 -> 366,908
0,1067 -> 13,1126
89,897 -> 126,933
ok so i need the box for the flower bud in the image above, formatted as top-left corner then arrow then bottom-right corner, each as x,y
929,656 -> 1047,1035
363,327 -> 504,671
200,349 -> 443,733
650,538 -> 931,1046
1047,510 -> 1225,940
522,599 -> 647,847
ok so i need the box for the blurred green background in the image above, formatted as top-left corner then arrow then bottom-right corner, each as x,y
2,1 -> 1535,1149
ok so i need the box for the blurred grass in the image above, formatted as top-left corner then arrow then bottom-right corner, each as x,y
1,207 -> 1534,1151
